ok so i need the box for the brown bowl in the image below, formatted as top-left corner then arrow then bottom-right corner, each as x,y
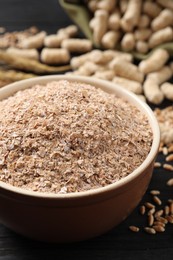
0,75 -> 160,243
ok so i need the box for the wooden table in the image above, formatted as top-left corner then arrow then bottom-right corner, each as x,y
0,1 -> 173,259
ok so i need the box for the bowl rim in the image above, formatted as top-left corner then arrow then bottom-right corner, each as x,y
0,75 -> 160,199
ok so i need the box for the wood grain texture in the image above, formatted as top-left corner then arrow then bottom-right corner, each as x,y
0,1 -> 173,259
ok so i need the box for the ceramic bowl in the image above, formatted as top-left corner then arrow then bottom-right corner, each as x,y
0,75 -> 160,243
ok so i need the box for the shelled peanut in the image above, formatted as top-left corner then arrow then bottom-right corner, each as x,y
86,0 -> 173,53
68,47 -> 173,105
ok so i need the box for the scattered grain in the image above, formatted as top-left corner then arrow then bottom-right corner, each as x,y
155,216 -> 168,224
154,210 -> 164,218
166,154 -> 173,162
167,178 -> 173,186
153,221 -> 165,227
129,226 -> 140,232
139,205 -> 146,215
150,190 -> 160,195
164,205 -> 170,216
165,215 -> 173,224
145,202 -> 155,209
170,202 -> 173,214
163,164 -> 173,171
148,207 -> 155,216
153,225 -> 165,232
144,227 -> 156,234
148,214 -> 154,226
153,196 -> 162,205
154,162 -> 161,168
162,146 -> 168,155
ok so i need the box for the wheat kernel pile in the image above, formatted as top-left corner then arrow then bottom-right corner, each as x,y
0,80 -> 152,193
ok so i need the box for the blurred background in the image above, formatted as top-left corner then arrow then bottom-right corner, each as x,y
0,0 -> 72,32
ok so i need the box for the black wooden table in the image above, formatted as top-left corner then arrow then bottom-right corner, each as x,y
0,1 -> 173,259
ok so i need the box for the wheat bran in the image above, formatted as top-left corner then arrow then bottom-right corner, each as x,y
0,80 -> 152,193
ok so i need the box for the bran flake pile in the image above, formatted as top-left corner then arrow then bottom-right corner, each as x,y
0,80 -> 152,193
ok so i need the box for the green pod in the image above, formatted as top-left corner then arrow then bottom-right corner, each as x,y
59,0 -> 93,41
